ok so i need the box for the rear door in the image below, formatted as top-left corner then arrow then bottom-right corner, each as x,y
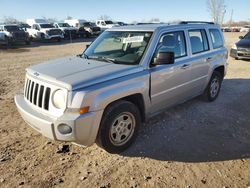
186,29 -> 211,95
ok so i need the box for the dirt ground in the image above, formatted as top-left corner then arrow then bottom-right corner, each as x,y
0,33 -> 250,188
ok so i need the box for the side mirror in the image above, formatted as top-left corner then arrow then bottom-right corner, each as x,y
152,52 -> 175,66
239,36 -> 244,39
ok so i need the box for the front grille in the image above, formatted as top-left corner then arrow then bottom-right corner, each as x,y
14,32 -> 26,40
48,29 -> 61,36
24,78 -> 51,110
64,30 -> 77,35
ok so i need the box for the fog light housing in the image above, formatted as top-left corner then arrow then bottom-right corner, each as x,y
57,124 -> 72,134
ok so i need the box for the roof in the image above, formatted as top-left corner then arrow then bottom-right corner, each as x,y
108,21 -> 219,32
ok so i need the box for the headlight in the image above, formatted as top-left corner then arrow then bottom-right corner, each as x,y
52,89 -> 66,109
231,44 -> 237,50
7,33 -> 13,37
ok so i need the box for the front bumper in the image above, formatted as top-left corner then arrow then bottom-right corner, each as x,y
44,34 -> 64,40
14,93 -> 103,147
230,48 -> 250,60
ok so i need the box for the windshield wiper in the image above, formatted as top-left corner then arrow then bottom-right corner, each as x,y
88,56 -> 117,64
77,53 -> 89,59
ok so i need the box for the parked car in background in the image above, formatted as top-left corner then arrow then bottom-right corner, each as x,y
116,22 -> 128,26
15,21 -> 228,153
96,20 -> 118,31
26,22 -> 64,41
0,24 -> 30,45
79,22 -> 101,36
221,27 -> 231,32
53,22 -> 78,39
19,23 -> 31,31
231,28 -> 240,32
240,26 -> 250,32
230,31 -> 250,60
0,31 -> 7,45
64,19 -> 87,28
64,19 -> 92,38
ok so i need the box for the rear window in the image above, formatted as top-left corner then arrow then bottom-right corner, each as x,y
209,29 -> 224,49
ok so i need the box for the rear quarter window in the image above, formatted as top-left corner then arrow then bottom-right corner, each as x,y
209,29 -> 224,49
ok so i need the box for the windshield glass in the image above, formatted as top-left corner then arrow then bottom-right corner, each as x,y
58,23 -> 70,27
40,24 -> 54,28
5,25 -> 22,31
244,32 -> 250,39
84,31 -> 152,65
105,21 -> 113,24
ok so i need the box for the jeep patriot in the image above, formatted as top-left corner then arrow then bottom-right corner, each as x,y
15,21 -> 228,153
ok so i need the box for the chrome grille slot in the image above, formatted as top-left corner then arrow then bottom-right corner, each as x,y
38,85 -> 44,108
24,78 -> 51,111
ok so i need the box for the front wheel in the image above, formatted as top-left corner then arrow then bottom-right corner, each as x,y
202,71 -> 223,102
96,100 -> 141,153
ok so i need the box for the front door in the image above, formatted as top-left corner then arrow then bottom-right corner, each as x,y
150,31 -> 193,114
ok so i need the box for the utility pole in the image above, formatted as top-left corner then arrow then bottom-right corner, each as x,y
229,9 -> 234,27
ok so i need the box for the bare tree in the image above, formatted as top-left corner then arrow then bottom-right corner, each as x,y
207,0 -> 226,25
42,16 -> 58,23
99,15 -> 112,20
149,18 -> 160,23
2,16 -> 20,24
66,16 -> 73,20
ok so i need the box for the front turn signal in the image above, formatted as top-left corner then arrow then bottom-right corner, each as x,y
79,107 -> 90,115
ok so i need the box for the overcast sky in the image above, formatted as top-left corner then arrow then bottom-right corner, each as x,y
0,0 -> 249,23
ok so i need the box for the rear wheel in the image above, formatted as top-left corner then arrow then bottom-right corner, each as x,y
96,100 -> 141,153
202,71 -> 223,102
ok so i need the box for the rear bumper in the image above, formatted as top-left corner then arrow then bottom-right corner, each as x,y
15,93 -> 103,146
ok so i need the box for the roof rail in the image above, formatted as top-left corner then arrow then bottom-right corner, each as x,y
179,21 -> 215,25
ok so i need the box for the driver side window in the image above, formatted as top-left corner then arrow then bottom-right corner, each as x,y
154,31 -> 187,59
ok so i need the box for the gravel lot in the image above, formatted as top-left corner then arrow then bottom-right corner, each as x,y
0,33 -> 250,188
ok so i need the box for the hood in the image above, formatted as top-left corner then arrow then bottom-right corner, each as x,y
236,39 -> 250,48
26,56 -> 143,90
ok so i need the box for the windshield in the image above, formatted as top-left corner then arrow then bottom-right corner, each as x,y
20,24 -> 31,28
58,23 -> 70,27
244,32 -> 250,39
84,31 -> 152,65
40,24 -> 54,28
5,25 -> 22,31
105,21 -> 113,24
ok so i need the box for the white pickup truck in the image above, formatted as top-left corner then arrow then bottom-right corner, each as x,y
26,19 -> 64,41
95,20 -> 118,31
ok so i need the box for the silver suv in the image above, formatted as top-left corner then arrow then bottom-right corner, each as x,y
15,21 -> 228,153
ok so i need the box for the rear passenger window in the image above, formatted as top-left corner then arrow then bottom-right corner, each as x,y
209,29 -> 224,49
188,30 -> 209,54
155,31 -> 187,58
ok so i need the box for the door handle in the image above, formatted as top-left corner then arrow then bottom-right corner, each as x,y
206,57 -> 213,62
181,64 -> 191,69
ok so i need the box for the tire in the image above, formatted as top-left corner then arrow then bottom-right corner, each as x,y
202,71 -> 223,102
96,100 -> 141,153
